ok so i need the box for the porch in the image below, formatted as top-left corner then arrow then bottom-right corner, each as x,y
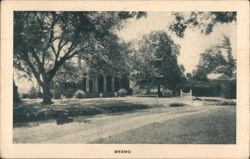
51,74 -> 120,98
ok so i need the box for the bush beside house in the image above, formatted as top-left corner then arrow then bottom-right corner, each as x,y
29,87 -> 37,99
118,89 -> 127,97
74,90 -> 86,99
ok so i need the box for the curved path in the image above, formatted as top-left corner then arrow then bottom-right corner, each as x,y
13,104 -> 222,144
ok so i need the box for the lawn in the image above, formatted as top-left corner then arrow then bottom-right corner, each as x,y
14,97 -> 168,123
13,96 -> 234,124
93,105 -> 236,144
13,97 -> 236,144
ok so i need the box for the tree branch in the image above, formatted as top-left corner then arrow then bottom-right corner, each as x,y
22,52 -> 43,86
51,43 -> 57,57
47,48 -> 79,81
65,42 -> 77,56
65,50 -> 78,60
29,50 -> 45,74
56,39 -> 68,59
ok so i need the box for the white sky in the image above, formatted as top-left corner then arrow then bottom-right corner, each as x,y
118,12 -> 236,73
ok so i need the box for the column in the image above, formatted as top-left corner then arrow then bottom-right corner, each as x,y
86,75 -> 89,93
111,77 -> 115,92
93,76 -> 98,93
103,75 -> 107,93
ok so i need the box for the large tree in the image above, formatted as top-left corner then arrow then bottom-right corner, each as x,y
79,33 -> 134,76
132,31 -> 185,95
192,46 -> 228,81
14,11 -> 144,104
217,35 -> 236,76
192,35 -> 236,80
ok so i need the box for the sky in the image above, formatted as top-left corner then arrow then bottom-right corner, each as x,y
118,12 -> 236,74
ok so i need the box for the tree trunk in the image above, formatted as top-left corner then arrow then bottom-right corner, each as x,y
42,81 -> 53,104
157,84 -> 162,97
146,86 -> 150,95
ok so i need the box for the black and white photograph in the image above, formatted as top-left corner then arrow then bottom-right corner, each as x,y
13,11 -> 237,144
1,1 -> 249,158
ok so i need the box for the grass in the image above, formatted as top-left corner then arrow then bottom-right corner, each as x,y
94,106 -> 236,144
13,97 -> 236,144
14,97 -> 157,123
14,96 -> 235,123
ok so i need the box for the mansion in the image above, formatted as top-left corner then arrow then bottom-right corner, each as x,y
47,57 -> 128,98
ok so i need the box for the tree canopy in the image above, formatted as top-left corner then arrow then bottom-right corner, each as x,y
192,35 -> 236,80
169,12 -> 236,37
14,11 -> 144,104
131,31 -> 185,95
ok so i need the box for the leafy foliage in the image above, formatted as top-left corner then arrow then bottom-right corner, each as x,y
169,12 -> 236,37
131,31 -> 185,92
14,11 -> 143,104
192,35 -> 236,80
74,90 -> 86,99
118,88 -> 127,97
80,34 -> 134,77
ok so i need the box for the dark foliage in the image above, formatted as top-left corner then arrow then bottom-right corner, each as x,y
132,31 -> 185,94
177,79 -> 236,98
14,11 -> 144,104
13,102 -> 150,123
170,12 -> 236,37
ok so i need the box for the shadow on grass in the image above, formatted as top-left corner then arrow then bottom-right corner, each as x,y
13,100 -> 152,124
169,102 -> 189,107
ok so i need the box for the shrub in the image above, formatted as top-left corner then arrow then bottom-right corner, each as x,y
74,90 -> 86,99
29,87 -> 37,99
132,87 -> 147,96
162,89 -> 174,97
118,88 -> 127,97
61,95 -> 66,99
21,93 -> 29,99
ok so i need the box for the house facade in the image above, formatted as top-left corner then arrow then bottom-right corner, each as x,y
48,57 -> 123,98
50,72 -> 120,98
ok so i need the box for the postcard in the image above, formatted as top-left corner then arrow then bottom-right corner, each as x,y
1,0 -> 249,158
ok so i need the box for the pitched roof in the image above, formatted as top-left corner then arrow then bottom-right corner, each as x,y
207,73 -> 230,80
